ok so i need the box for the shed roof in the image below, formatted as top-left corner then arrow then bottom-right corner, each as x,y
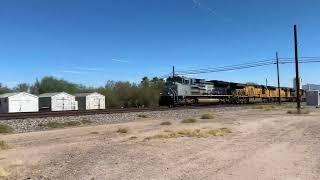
74,92 -> 104,97
39,92 -> 73,98
0,92 -> 20,98
0,92 -> 38,98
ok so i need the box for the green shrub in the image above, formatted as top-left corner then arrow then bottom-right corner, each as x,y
181,118 -> 197,123
0,124 -> 14,134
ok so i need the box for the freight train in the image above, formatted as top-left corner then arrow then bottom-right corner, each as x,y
159,76 -> 304,106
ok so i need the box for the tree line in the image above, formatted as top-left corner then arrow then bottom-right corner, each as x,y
0,76 -> 166,108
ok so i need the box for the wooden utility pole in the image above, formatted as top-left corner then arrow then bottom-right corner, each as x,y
276,52 -> 281,104
294,25 -> 301,111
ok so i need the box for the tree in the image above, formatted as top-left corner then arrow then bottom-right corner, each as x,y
30,79 -> 40,95
0,83 -> 11,94
13,83 -> 30,92
38,76 -> 81,94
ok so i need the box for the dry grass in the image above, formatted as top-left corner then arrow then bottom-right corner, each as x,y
138,114 -> 149,118
0,140 -> 10,150
145,128 -> 231,140
160,121 -> 172,126
201,113 -> 214,119
90,131 -> 99,134
252,105 -> 277,111
117,128 -> 129,134
81,119 -> 93,124
0,124 -> 14,134
39,121 -> 82,129
129,136 -> 138,140
181,118 -> 197,123
287,109 -> 310,115
0,167 -> 10,177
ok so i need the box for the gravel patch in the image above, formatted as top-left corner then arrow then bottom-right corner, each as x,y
0,107 -> 245,133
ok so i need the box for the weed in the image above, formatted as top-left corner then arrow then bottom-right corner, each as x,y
117,128 -> 128,134
253,105 -> 276,111
160,121 -> 172,126
81,119 -> 93,124
0,140 -> 10,150
40,121 -> 81,129
145,128 -> 232,140
287,109 -> 310,114
181,118 -> 197,123
138,114 -> 149,118
0,124 -> 14,134
129,136 -> 138,140
201,113 -> 214,119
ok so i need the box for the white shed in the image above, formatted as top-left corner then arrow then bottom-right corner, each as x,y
75,92 -> 105,110
39,92 -> 78,111
0,92 -> 39,113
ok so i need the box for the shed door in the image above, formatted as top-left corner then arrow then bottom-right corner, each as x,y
11,99 -> 32,112
56,98 -> 66,110
94,98 -> 101,109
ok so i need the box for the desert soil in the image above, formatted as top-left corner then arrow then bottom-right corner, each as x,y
1,107 -> 320,180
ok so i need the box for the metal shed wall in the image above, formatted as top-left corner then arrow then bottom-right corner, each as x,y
86,93 -> 105,110
306,90 -> 320,106
7,93 -> 38,113
51,93 -> 78,111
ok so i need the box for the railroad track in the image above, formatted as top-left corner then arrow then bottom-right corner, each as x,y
0,104 -> 252,120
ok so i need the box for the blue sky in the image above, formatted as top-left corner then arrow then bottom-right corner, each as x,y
1,0 -> 320,87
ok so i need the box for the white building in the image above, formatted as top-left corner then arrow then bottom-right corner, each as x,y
0,92 -> 39,113
75,92 -> 105,110
39,92 -> 78,111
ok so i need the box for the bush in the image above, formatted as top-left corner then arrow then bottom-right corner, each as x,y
117,128 -> 128,133
0,124 -> 14,134
201,113 -> 214,119
181,118 -> 197,123
160,121 -> 172,126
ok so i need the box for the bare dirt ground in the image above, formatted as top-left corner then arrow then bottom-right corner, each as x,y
1,107 -> 320,180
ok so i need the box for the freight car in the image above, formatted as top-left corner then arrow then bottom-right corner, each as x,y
159,76 -> 303,106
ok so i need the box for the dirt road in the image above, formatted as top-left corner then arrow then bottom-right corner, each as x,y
1,108 -> 320,180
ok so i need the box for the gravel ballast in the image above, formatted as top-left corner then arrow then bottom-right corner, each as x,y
0,107 -> 244,133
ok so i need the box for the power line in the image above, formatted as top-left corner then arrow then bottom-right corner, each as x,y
172,57 -> 320,76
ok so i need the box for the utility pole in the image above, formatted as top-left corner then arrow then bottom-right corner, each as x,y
172,66 -> 175,78
276,52 -> 281,104
294,25 -> 301,111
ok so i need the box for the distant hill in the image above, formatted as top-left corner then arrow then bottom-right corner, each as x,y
303,84 -> 320,91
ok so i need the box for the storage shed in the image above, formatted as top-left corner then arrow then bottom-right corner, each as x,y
0,92 -> 39,113
306,90 -> 320,106
39,92 -> 78,111
75,92 -> 105,110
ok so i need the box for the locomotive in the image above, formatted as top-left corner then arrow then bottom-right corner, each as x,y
159,76 -> 302,106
